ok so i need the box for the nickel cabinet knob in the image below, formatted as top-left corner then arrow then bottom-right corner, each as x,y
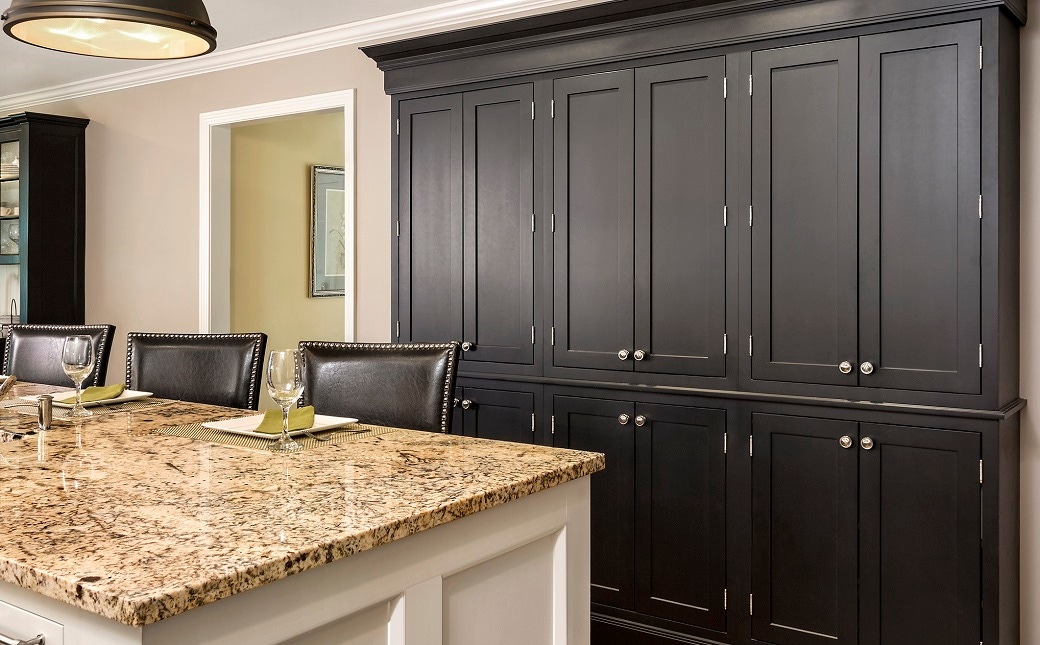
633,349 -> 646,361
618,349 -> 630,360
861,437 -> 875,450
860,361 -> 874,375
839,361 -> 853,374
839,435 -> 853,449
634,415 -> 647,427
461,399 -> 473,410
618,414 -> 630,425
461,342 -> 473,352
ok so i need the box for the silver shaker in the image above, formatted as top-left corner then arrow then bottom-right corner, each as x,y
37,395 -> 52,431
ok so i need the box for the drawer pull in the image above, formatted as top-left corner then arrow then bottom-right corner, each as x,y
0,633 -> 44,645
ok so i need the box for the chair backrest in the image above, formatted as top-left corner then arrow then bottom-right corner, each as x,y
298,341 -> 460,432
5,324 -> 116,387
125,332 -> 268,409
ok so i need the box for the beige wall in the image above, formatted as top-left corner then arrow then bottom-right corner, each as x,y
1019,16 -> 1039,645
229,112 -> 346,352
11,15 -> 1040,642
24,45 -> 391,386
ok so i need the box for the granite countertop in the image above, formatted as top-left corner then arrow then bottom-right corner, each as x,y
0,384 -> 604,627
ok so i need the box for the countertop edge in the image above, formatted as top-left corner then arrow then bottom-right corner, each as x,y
7,453 -> 605,626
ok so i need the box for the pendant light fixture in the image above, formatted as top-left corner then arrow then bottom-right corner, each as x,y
1,0 -> 217,60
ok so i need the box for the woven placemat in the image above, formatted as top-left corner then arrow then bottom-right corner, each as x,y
0,397 -> 176,419
155,422 -> 400,452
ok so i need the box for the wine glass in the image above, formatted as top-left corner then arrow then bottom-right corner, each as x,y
61,335 -> 95,418
267,349 -> 304,452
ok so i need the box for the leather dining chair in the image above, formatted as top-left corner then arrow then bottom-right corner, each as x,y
125,332 -> 268,409
297,341 -> 460,433
5,324 -> 116,387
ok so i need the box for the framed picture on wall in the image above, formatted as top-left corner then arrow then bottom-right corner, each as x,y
310,165 -> 346,297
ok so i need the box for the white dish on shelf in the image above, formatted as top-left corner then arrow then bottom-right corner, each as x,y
22,389 -> 153,408
202,414 -> 359,438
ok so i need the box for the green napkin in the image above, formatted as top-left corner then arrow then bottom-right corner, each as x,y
254,406 -> 315,435
56,384 -> 124,405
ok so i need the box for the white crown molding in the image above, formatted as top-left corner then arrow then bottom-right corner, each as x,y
0,0 -> 594,113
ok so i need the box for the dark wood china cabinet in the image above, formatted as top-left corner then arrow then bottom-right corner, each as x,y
0,112 -> 88,325
364,1 -> 1024,642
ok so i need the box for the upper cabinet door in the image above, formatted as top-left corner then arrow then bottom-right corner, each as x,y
553,70 -> 635,371
463,85 -> 536,365
398,94 -> 463,344
858,23 -> 982,394
634,58 -> 727,377
750,39 -> 859,387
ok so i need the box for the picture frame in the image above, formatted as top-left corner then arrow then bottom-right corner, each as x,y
310,165 -> 346,297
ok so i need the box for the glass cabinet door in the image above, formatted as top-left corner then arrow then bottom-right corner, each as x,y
0,140 -> 19,258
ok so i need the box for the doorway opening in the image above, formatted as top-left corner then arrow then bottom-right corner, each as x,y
199,90 -> 356,341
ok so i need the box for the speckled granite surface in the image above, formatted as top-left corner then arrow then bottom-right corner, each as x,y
0,383 -> 604,626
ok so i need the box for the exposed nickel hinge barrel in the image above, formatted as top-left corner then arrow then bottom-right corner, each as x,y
551,99 -> 555,118
532,326 -> 536,345
532,101 -> 535,120
395,321 -> 400,339
396,118 -> 399,135
723,333 -> 728,355
551,415 -> 556,435
532,413 -> 536,432
749,74 -> 753,96
723,77 -> 728,99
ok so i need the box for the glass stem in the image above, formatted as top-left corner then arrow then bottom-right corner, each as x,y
75,381 -> 83,408
281,405 -> 291,443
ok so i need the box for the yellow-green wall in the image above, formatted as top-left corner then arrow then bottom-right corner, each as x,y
230,111 -> 345,384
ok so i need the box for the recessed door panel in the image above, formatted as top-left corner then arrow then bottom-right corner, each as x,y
553,71 -> 635,371
859,23 -> 982,394
635,403 -> 726,630
635,57 -> 727,376
750,40 -> 858,386
398,95 -> 463,344
751,413 -> 858,645
463,85 -> 535,365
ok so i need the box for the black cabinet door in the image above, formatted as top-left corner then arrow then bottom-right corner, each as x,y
634,58 -> 727,377
462,386 -> 536,444
463,85 -> 536,365
751,413 -> 858,645
552,395 -> 635,609
398,94 -> 463,344
634,403 -> 726,631
552,71 -> 635,371
750,40 -> 858,386
858,423 -> 981,645
858,23 -> 982,394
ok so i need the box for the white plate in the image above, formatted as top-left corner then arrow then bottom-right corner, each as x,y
22,389 -> 153,408
201,414 -> 359,438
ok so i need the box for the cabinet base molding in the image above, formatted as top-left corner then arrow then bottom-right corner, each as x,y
592,613 -> 726,645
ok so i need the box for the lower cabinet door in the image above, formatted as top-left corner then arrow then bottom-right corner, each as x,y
553,395 -> 635,609
462,386 -> 537,444
751,413 -> 859,645
858,423 -> 981,645
635,403 -> 727,632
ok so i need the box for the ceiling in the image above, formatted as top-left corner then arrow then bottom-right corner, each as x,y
0,0 -> 604,100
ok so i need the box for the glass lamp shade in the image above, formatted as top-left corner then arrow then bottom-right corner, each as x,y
1,0 -> 216,59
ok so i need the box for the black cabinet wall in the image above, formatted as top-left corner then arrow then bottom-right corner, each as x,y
366,1 -> 1023,643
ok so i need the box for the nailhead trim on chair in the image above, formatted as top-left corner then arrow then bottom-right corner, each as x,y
5,324 -> 114,387
126,332 -> 267,409
297,341 -> 460,433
